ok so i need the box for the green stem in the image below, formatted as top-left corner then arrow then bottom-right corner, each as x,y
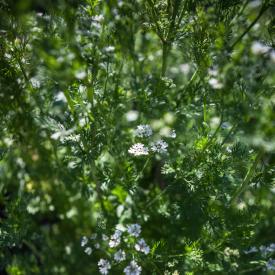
161,42 -> 169,77
230,150 -> 264,205
230,3 -> 269,50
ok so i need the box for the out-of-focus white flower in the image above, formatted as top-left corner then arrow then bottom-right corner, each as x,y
75,70 -> 86,79
128,143 -> 149,156
127,224 -> 141,237
102,234 -> 108,241
244,246 -> 258,254
91,233 -> 97,240
179,63 -> 190,75
104,46 -> 115,53
268,243 -> 275,251
30,77 -> 41,88
92,15 -> 104,22
84,246 -> 92,255
221,122 -> 231,129
266,259 -> 275,271
251,41 -> 270,55
94,243 -> 100,249
208,68 -> 219,77
150,140 -> 168,154
81,236 -> 88,247
54,91 -> 67,103
124,260 -> 142,275
135,124 -> 153,137
270,51 -> 275,63
209,78 -> 223,89
126,110 -> 139,122
169,129 -> 176,138
248,0 -> 261,8
135,238 -> 150,255
98,259 -> 111,274
114,249 -> 126,262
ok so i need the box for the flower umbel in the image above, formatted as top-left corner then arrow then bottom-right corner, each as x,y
150,140 -> 168,154
114,249 -> 126,262
135,238 -> 150,255
81,236 -> 88,247
135,124 -> 153,137
84,246 -> 92,255
109,229 -> 122,248
124,260 -> 142,275
127,224 -> 141,237
128,143 -> 149,156
98,259 -> 111,274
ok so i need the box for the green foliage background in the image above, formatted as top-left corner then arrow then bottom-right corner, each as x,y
0,0 -> 274,274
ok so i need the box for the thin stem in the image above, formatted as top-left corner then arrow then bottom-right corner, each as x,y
161,42 -> 169,77
136,158 -> 150,181
221,123 -> 238,145
23,239 -> 44,263
230,150 -> 264,205
230,3 -> 269,50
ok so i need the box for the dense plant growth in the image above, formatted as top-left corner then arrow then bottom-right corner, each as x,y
0,0 -> 275,274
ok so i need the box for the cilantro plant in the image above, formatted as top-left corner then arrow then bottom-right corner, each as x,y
0,0 -> 274,274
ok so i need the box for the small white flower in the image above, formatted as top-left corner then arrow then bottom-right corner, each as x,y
135,124 -> 153,137
92,15 -> 104,22
102,234 -> 108,241
179,63 -> 190,75
268,243 -> 275,251
109,230 -> 122,248
124,260 -> 142,275
75,70 -> 86,80
30,77 -> 41,88
90,233 -> 97,240
114,249 -> 126,262
150,140 -> 168,154
104,46 -> 115,53
128,143 -> 149,156
169,129 -> 176,138
54,91 -> 67,103
209,78 -> 223,89
244,246 -> 258,254
84,246 -> 92,255
127,224 -> 141,237
81,236 -> 88,247
98,259 -> 111,274
94,243 -> 100,249
208,68 -> 219,77
135,238 -> 150,255
109,238 -> 120,248
251,41 -> 270,55
126,110 -> 139,122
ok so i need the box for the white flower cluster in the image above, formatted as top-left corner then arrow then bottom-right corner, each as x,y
244,243 -> 275,271
251,41 -> 275,62
127,224 -> 141,237
135,124 -> 153,137
128,125 -> 173,156
266,259 -> 275,271
128,143 -> 149,156
150,140 -> 168,154
244,243 -> 275,256
208,68 -> 223,89
80,234 -> 100,256
124,260 -> 142,275
98,259 -> 111,274
81,223 -> 149,274
109,229 -> 122,248
134,238 -> 150,255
